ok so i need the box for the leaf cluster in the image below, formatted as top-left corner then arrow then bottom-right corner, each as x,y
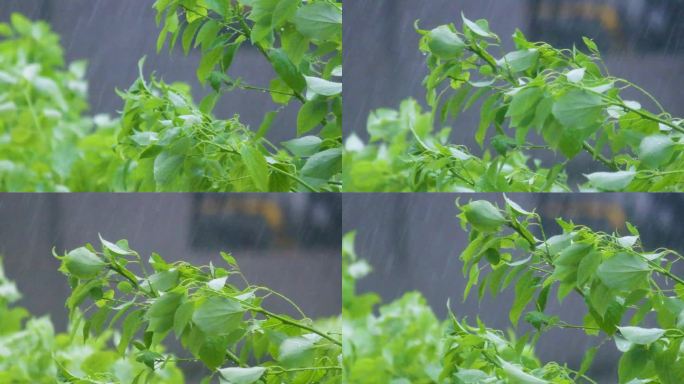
344,15 -> 684,192
458,196 -> 684,383
342,232 -> 581,383
0,258 -> 184,383
56,236 -> 342,383
0,0 -> 342,191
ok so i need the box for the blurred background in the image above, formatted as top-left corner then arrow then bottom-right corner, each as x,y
0,0 -> 297,143
0,193 -> 341,330
344,0 -> 684,182
343,193 -> 684,382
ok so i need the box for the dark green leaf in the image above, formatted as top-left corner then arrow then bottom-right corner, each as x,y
297,98 -> 328,135
269,48 -> 306,93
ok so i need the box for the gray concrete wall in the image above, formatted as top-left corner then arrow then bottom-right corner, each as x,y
343,193 -> 684,382
0,0 -> 299,143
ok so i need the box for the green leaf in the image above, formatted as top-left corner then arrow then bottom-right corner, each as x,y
507,87 -> 544,128
199,92 -> 219,114
118,310 -> 143,354
219,367 -> 266,384
297,98 -> 328,135
154,149 -> 185,187
192,297 -> 244,335
616,236 -> 638,248
577,250 -> 601,286
99,235 -> 134,255
279,335 -> 317,366
597,253 -> 649,290
584,171 -> 636,191
301,148 -> 342,189
147,292 -> 184,333
197,47 -> 223,84
462,200 -> 507,232
500,359 -> 548,384
207,277 -> 227,291
510,270 -> 537,326
476,93 -> 499,146
639,135 -> 675,168
194,19 -> 221,51
173,300 -> 194,337
305,76 -> 342,96
282,136 -> 322,157
577,346 -> 598,378
497,49 -> 539,73
240,146 -> 270,192
204,0 -> 228,17
63,247 -> 106,279
199,336 -> 230,370
222,37 -> 245,72
272,0 -> 299,28
293,2 -> 341,41
583,36 -> 599,53
454,370 -> 490,383
117,281 -> 134,294
566,68 -> 586,83
551,243 -> 593,287
618,345 -> 650,383
552,90 -> 604,129
256,110 -> 277,139
269,48 -> 306,93
503,194 -> 532,216
461,13 -> 494,38
148,269 -> 180,292
617,326 -> 665,345
427,25 -> 465,59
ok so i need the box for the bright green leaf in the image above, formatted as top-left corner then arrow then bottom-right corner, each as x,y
240,146 -> 270,192
427,25 -> 465,59
192,297 -> 244,335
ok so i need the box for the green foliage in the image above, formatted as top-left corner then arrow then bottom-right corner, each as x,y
342,232 -> 581,383
56,237 -> 342,383
345,197 -> 684,382
0,14 -> 113,192
153,0 -> 343,191
344,15 -> 684,192
0,258 -> 184,383
457,196 -> 684,383
114,70 -> 337,192
0,1 -> 342,191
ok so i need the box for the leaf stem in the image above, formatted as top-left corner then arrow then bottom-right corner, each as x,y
248,306 -> 341,346
267,165 -> 318,192
582,141 -> 618,171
